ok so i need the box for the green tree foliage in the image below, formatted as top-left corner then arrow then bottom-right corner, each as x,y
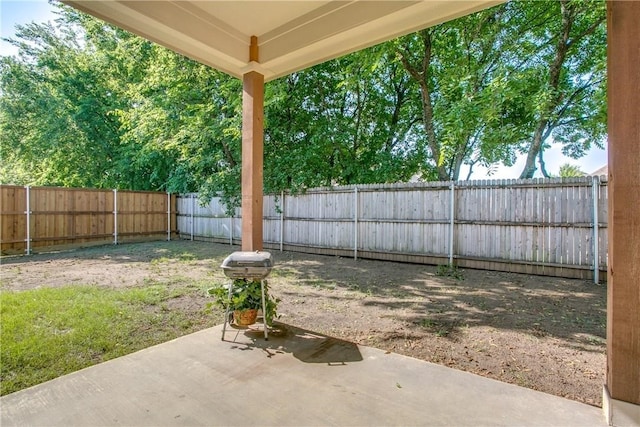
558,163 -> 586,177
265,45 -> 424,191
397,5 -> 529,180
396,0 -> 606,181
1,1 -> 607,206
0,6 -> 156,188
117,47 -> 243,200
513,0 -> 607,178
1,19 -> 124,187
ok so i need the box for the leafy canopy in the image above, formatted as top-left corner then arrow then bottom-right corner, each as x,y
1,1 -> 606,206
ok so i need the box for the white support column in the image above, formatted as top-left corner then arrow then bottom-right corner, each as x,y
280,190 -> 285,252
449,182 -> 455,265
113,189 -> 118,245
24,186 -> 31,255
592,176 -> 600,284
167,192 -> 171,241
190,194 -> 195,241
354,186 -> 359,260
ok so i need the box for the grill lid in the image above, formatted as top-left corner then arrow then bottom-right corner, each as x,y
221,251 -> 273,279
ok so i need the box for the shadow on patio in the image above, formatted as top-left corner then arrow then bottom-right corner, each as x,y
1,322 -> 605,427
223,323 -> 363,365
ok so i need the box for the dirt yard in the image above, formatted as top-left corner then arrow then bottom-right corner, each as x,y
0,240 -> 606,407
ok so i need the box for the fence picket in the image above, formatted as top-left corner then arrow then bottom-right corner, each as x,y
0,179 -> 608,280
171,178 -> 608,280
1,186 -> 175,254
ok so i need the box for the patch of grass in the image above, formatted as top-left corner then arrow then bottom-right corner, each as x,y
435,329 -> 450,337
150,256 -> 171,265
0,285 -> 217,396
435,264 -> 464,280
417,318 -> 454,337
419,318 -> 438,328
300,279 -> 336,290
178,252 -> 196,262
269,268 -> 297,279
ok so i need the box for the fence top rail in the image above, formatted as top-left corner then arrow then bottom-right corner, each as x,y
27,186 -> 112,193
176,176 -> 608,200
115,189 -> 173,195
0,185 -> 173,196
312,176 -> 606,192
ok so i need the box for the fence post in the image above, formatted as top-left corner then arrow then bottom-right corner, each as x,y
280,190 -> 285,252
113,189 -> 118,245
190,194 -> 195,241
167,192 -> 171,241
229,211 -> 233,246
592,176 -> 600,284
449,181 -> 455,265
354,186 -> 359,260
24,186 -> 31,255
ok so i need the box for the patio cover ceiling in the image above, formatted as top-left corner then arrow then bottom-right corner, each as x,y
64,0 -> 502,82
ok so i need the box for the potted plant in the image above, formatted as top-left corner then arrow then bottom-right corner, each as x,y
208,278 -> 278,327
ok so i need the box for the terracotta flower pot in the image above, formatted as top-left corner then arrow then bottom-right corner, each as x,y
233,309 -> 258,326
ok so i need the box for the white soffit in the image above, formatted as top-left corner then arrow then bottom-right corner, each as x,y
64,0 -> 503,82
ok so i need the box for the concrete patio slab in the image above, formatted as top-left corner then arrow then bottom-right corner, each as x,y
1,323 -> 606,426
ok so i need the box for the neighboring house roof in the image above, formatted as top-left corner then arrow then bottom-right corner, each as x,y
590,165 -> 608,177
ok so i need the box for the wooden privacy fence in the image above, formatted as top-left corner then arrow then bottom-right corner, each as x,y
177,177 -> 608,281
0,186 -> 177,255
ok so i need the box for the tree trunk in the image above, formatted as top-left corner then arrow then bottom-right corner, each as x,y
384,72 -> 407,153
538,148 -> 551,178
398,30 -> 449,181
519,0 -> 572,179
520,125 -> 547,178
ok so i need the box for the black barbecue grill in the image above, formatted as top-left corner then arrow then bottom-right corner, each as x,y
220,251 -> 273,340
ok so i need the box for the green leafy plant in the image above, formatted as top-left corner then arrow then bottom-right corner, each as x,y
207,279 -> 279,325
435,264 -> 464,280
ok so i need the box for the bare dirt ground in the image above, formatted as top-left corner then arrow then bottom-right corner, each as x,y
0,240 -> 606,407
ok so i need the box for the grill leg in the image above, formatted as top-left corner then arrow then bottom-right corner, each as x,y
261,279 -> 268,340
221,280 -> 233,340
